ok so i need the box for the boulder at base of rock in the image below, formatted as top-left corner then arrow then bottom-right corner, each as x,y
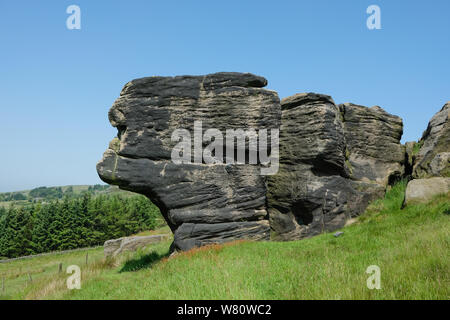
104,234 -> 170,258
404,177 -> 450,205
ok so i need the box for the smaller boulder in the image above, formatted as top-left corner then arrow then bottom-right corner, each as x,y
404,177 -> 450,205
104,234 -> 170,258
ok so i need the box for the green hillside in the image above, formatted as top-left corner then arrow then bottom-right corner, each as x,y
1,182 -> 448,300
0,184 -> 135,208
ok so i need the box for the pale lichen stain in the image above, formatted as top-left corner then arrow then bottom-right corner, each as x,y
160,163 -> 168,177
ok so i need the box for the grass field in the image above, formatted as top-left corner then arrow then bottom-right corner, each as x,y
1,182 -> 449,300
0,246 -> 105,299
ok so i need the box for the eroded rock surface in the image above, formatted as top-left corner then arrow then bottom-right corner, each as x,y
413,102 -> 450,178
97,72 -> 281,251
339,103 -> 405,186
267,94 -> 392,240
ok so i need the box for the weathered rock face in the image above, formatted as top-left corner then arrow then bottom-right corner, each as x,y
339,103 -> 405,186
404,177 -> 450,205
97,72 -> 281,251
413,102 -> 450,178
267,94 -> 392,240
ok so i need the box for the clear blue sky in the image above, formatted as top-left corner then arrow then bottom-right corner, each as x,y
1,0 -> 449,192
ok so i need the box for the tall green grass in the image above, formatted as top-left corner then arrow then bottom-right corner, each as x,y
3,181 -> 449,300
53,182 -> 449,300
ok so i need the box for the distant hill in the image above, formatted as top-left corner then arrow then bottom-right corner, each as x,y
0,184 -> 136,207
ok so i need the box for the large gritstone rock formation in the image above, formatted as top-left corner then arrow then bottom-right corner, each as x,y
267,94 -> 404,240
97,72 -> 281,251
97,72 -> 408,249
412,102 -> 450,178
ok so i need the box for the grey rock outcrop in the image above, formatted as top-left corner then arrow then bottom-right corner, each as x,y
267,94 -> 390,240
404,177 -> 450,205
339,103 -> 405,186
104,234 -> 170,258
413,102 -> 450,178
97,72 -> 281,251
97,73 -> 409,250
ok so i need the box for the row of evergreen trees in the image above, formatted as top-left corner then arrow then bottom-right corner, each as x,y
0,194 -> 163,259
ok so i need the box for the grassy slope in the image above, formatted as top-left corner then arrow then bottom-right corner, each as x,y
2,182 -> 449,300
